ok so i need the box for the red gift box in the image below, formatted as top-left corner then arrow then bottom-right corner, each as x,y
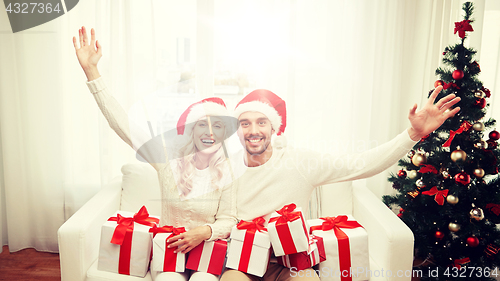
268,203 -> 310,256
226,217 -> 271,277
97,206 -> 159,277
186,239 -> 228,275
309,215 -> 369,281
150,225 -> 187,272
277,235 -> 326,270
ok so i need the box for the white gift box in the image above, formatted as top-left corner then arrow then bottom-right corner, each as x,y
97,210 -> 158,277
152,233 -> 186,272
226,225 -> 271,277
308,215 -> 369,281
186,240 -> 228,275
268,204 -> 310,256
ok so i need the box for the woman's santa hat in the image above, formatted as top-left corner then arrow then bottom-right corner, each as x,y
233,89 -> 287,135
177,97 -> 229,135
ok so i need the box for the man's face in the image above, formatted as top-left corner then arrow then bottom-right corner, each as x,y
237,111 -> 274,155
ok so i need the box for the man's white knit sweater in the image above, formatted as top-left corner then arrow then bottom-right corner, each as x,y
232,131 -> 417,221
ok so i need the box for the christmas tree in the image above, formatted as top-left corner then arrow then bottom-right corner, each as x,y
383,2 -> 500,280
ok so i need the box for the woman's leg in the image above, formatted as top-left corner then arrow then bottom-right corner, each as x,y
151,270 -> 189,281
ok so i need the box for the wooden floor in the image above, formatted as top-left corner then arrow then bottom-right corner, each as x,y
0,245 -> 60,281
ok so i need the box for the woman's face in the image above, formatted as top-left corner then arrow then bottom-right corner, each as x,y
192,116 -> 225,155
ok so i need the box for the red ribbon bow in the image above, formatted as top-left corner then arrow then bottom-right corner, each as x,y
453,257 -> 470,269
442,121 -> 472,147
107,206 -> 159,245
237,217 -> 267,233
149,225 -> 186,238
269,203 -> 301,224
419,164 -> 438,174
310,216 -> 363,234
422,187 -> 449,205
454,20 -> 474,38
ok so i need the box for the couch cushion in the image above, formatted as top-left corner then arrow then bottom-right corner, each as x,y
120,163 -> 161,216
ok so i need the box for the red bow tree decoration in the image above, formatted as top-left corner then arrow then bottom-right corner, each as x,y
442,121 -> 472,147
422,187 -> 449,205
452,257 -> 470,269
454,20 -> 473,38
419,164 -> 438,174
443,81 -> 460,90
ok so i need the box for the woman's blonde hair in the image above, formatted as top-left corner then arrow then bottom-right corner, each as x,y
174,118 -> 228,198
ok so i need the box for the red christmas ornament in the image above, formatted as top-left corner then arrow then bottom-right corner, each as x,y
452,69 -> 464,80
398,170 -> 407,178
474,98 -> 486,108
435,231 -> 445,240
466,236 -> 479,247
454,172 -> 471,185
489,130 -> 500,141
434,80 -> 444,88
397,208 -> 404,218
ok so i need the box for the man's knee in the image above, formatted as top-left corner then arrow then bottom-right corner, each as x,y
220,269 -> 255,281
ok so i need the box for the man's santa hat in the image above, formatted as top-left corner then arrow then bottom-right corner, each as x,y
233,89 -> 287,135
177,97 -> 229,135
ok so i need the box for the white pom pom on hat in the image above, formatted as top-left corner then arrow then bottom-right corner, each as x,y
233,89 -> 287,136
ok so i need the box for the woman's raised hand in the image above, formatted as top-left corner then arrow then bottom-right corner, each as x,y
73,26 -> 102,81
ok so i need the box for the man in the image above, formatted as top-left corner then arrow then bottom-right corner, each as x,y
221,87 -> 460,281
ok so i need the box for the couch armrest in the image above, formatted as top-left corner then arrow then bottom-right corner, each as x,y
352,181 -> 414,281
58,177 -> 122,281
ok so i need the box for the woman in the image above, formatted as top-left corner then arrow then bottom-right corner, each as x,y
73,26 -> 237,281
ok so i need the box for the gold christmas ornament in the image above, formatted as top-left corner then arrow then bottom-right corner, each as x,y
412,153 -> 427,166
474,140 -> 488,149
408,170 -> 418,179
451,149 -> 467,162
475,90 -> 485,98
448,222 -> 461,232
473,168 -> 485,178
472,122 -> 485,131
447,195 -> 459,205
470,207 -> 485,221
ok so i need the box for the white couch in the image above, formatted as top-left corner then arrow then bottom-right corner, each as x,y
58,162 -> 414,281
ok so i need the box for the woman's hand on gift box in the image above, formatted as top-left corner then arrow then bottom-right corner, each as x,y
167,225 -> 212,254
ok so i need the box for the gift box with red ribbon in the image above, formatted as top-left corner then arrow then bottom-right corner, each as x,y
150,225 -> 187,272
226,217 -> 271,277
268,203 -> 310,256
97,206 -> 159,277
186,239 -> 228,275
308,215 -> 369,281
277,235 -> 326,271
